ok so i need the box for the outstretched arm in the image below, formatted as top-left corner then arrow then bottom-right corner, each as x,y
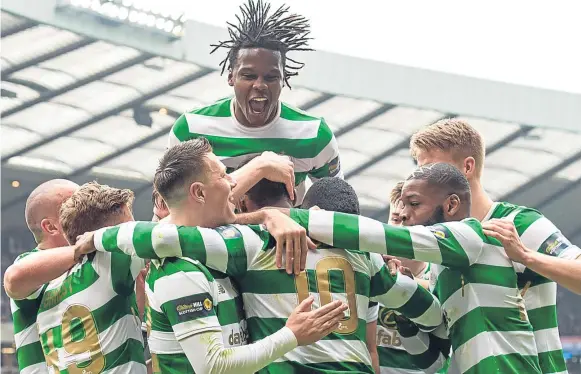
395,319 -> 451,374
483,219 -> 581,294
289,208 -> 485,268
4,246 -> 77,300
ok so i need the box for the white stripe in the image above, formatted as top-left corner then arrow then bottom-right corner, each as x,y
214,277 -> 240,303
145,283 -> 162,313
129,257 -> 145,281
275,338 -> 371,365
453,330 -> 537,373
359,216 -> 388,254
172,318 -> 221,340
198,228 -> 229,273
309,134 -> 340,170
14,323 -> 40,348
102,360 -> 147,374
154,271 -> 213,306
367,304 -> 379,323
148,330 -> 182,354
99,314 -> 143,356
413,298 -> 443,330
94,227 -> 106,252
399,331 -> 430,355
308,210 -> 335,246
560,245 -> 581,260
236,224 -> 267,268
20,362 -> 48,374
10,298 -> 19,312
184,112 -> 321,140
408,226 -> 442,264
116,221 -> 138,254
534,327 -> 563,354
476,243 -> 512,267
442,283 -> 521,329
380,367 -> 423,374
37,254 -> 114,332
151,223 -> 182,258
220,321 -> 248,348
446,222 -> 484,265
519,216 -> 558,251
376,272 -> 418,309
523,281 -> 556,311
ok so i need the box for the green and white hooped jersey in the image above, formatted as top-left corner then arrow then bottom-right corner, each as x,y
92,220 -> 442,373
36,250 -> 146,374
169,97 -> 343,204
9,248 -> 48,374
484,202 -> 581,374
376,263 -> 436,374
290,209 -> 543,374
144,255 -> 247,374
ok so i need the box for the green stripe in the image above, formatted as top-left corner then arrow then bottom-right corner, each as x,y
527,305 -> 557,331
110,252 -> 134,296
92,293 -> 136,333
436,224 -> 471,268
450,307 -> 533,349
11,298 -> 42,334
102,337 -> 145,370
214,296 -> 244,326
100,226 -> 125,255
333,212 -> 360,250
38,254 -> 100,313
16,341 -> 46,370
247,317 -> 367,342
183,133 -> 325,159
280,102 -> 319,121
156,352 -> 195,374
378,347 -> 418,370
240,269 -> 371,297
149,307 -> 172,333
177,227 -> 206,263
257,360 -> 373,374
436,265 -> 517,304
463,353 -> 541,374
132,222 -> 157,257
537,349 -> 567,374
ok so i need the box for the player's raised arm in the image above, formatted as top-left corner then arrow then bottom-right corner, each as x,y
84,222 -> 267,278
289,208 -> 484,268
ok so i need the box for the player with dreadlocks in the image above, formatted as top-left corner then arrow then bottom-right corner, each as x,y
169,0 -> 343,205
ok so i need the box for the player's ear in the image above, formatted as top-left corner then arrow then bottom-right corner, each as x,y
40,218 -> 60,236
463,157 -> 476,178
228,70 -> 234,87
445,194 -> 461,217
189,182 -> 205,204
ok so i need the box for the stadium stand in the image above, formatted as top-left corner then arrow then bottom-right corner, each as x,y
2,9 -> 581,373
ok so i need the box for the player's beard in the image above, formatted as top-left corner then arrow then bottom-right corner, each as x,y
424,205 -> 446,226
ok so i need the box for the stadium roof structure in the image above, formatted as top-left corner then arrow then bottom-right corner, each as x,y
2,11 -> 581,245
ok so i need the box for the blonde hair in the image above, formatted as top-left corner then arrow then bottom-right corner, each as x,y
390,181 -> 404,204
59,182 -> 134,244
410,119 -> 485,175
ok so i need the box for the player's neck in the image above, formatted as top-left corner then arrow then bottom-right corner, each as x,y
168,208 -> 205,228
469,180 -> 494,222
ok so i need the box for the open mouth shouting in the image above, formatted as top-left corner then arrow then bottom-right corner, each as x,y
249,97 -> 269,114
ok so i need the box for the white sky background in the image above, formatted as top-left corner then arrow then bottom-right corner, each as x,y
145,0 -> 581,94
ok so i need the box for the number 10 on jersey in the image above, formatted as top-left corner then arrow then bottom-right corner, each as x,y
295,257 -> 358,334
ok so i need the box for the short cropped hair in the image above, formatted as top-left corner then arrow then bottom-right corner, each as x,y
301,178 -> 360,215
407,163 -> 471,205
390,181 -> 404,204
154,138 -> 213,205
410,119 -> 485,175
59,182 -> 134,244
237,156 -> 292,209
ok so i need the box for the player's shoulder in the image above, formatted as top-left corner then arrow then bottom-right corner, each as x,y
150,257 -> 214,290
186,96 -> 233,117
13,247 -> 39,264
280,101 -> 322,122
493,201 -> 550,233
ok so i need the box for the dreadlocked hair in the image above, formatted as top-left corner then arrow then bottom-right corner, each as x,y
210,0 -> 313,88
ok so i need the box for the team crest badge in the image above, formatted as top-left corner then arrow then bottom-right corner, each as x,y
203,298 -> 213,311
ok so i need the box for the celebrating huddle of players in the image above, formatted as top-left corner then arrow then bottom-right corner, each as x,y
4,1 -> 581,373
